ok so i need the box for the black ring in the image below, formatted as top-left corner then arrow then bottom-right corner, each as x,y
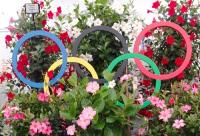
72,26 -> 129,83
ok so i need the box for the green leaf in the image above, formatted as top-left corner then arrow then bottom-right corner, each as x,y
109,89 -> 117,101
103,70 -> 115,81
104,127 -> 114,136
96,0 -> 108,5
124,105 -> 138,116
93,98 -> 105,113
67,73 -> 77,87
92,119 -> 105,130
81,99 -> 92,107
106,116 -> 116,123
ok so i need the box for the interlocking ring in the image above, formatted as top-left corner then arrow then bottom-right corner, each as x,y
133,21 -> 192,80
12,30 -> 67,88
72,26 -> 129,83
106,53 -> 161,109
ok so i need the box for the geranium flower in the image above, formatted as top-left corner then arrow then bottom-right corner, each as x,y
181,104 -> 191,113
168,8 -> 175,17
37,92 -> 49,102
177,16 -> 185,24
168,97 -> 175,105
192,83 -> 198,94
47,11 -> 54,19
56,6 -> 62,16
172,119 -> 185,129
148,96 -> 160,106
152,1 -> 160,9
41,20 -> 47,27
174,57 -> 184,67
156,99 -> 166,109
177,72 -> 185,80
166,35 -> 175,45
180,5 -> 188,13
190,32 -> 196,40
159,108 -> 173,122
168,1 -> 177,8
59,32 -> 71,43
86,81 -> 100,94
5,35 -> 12,44
161,57 -> 169,65
138,109 -> 153,118
13,113 -> 25,120
66,125 -> 76,136
47,70 -> 54,79
142,80 -> 151,87
6,92 -> 15,101
120,74 -> 132,83
190,19 -> 197,27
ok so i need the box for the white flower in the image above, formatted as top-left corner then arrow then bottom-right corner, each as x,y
94,18 -> 103,26
80,53 -> 93,62
86,16 -> 95,27
108,80 -> 116,89
111,1 -> 124,14
88,0 -> 95,3
72,27 -> 81,38
70,18 -> 79,26
112,23 -> 121,32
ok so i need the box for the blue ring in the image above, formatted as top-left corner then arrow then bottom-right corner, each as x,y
12,30 -> 67,88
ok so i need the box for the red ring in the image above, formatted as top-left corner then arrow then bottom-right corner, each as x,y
133,21 -> 192,80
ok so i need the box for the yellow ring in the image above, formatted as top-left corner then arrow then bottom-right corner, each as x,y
44,57 -> 99,95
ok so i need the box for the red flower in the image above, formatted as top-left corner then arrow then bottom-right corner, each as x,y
161,57 -> 169,65
177,16 -> 185,24
144,47 -> 153,58
142,80 -> 151,87
44,46 -> 52,54
174,57 -> 184,67
168,97 -> 175,105
56,6 -> 62,16
187,0 -> 192,6
190,32 -> 196,40
0,76 -> 5,83
139,109 -> 153,118
16,33 -> 23,40
168,8 -> 175,17
5,35 -> 12,44
7,92 -> 15,101
41,20 -> 47,27
190,19 -> 197,27
152,1 -> 160,9
166,35 -> 175,45
47,11 -> 54,19
59,32 -> 71,43
168,0 -> 177,8
51,44 -> 60,53
47,70 -> 54,79
186,61 -> 192,69
180,5 -> 188,13
147,9 -> 153,14
145,31 -> 152,37
181,39 -> 186,48
40,1 -> 44,9
4,73 -> 12,80
19,54 -> 29,66
144,89 -> 154,96
176,72 -> 185,80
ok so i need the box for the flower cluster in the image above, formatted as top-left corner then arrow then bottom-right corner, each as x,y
2,106 -> 25,121
29,119 -> 52,136
86,81 -> 100,94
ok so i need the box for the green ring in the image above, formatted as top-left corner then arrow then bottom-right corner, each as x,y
106,53 -> 161,109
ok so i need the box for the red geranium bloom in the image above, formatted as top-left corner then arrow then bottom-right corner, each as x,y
5,35 -> 12,44
168,8 -> 175,17
144,47 -> 153,58
51,44 -> 60,53
40,1 -> 44,9
59,32 -> 71,43
142,80 -> 151,87
44,46 -> 52,54
4,73 -> 12,80
177,16 -> 185,24
190,19 -> 197,27
187,0 -> 192,6
16,33 -> 23,40
168,97 -> 175,105
166,35 -> 175,45
0,76 -> 5,83
7,92 -> 15,101
161,57 -> 169,65
152,1 -> 160,9
190,32 -> 196,40
174,57 -> 184,67
47,70 -> 54,79
176,72 -> 185,80
145,31 -> 152,37
47,11 -> 54,19
168,0 -> 177,8
19,54 -> 29,66
180,5 -> 188,13
139,109 -> 153,118
41,20 -> 47,27
56,6 -> 62,16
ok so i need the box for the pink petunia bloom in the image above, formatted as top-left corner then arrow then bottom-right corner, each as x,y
148,96 -> 160,106
182,82 -> 191,92
76,118 -> 91,130
86,81 -> 100,94
13,113 -> 25,120
172,119 -> 185,129
156,100 -> 166,109
37,92 -> 49,102
80,107 -> 96,120
181,104 -> 191,113
66,125 -> 76,136
159,109 -> 173,122
120,74 -> 132,83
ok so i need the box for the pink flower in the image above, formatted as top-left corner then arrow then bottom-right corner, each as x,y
7,25 -> 16,31
148,96 -> 159,106
156,100 -> 166,109
13,113 -> 25,120
137,128 -> 146,135
30,120 -> 40,135
86,81 -> 100,94
76,118 -> 91,130
37,92 -> 49,102
182,82 -> 190,92
192,83 -> 198,94
54,88 -> 64,97
172,119 -> 185,129
120,74 -> 132,83
2,106 -> 19,119
80,107 -> 96,120
159,109 -> 173,122
181,104 -> 191,113
66,125 -> 76,135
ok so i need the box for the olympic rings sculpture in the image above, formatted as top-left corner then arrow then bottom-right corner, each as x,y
12,21 -> 192,109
